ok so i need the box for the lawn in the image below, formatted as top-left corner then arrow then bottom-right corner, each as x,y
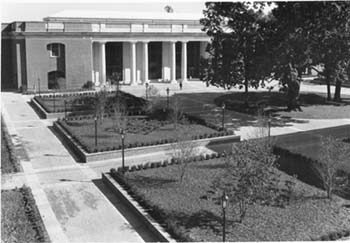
122,159 -> 350,241
1,187 -> 50,242
60,117 -> 219,153
1,119 -> 20,174
214,91 -> 350,119
34,90 -> 147,115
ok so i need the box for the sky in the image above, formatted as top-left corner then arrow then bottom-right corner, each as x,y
1,0 -> 207,23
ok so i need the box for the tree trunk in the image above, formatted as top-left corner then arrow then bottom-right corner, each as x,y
324,64 -> 332,101
334,78 -> 342,102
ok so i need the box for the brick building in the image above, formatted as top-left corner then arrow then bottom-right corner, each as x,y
1,10 -> 210,91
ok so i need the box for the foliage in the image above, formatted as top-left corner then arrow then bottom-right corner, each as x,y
312,136 -> 350,199
272,2 -> 350,101
1,187 -> 50,243
82,81 -> 94,89
200,2 -> 274,95
212,139 -> 279,223
1,118 -> 20,174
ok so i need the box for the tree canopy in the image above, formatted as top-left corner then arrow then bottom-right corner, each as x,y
200,1 -> 350,102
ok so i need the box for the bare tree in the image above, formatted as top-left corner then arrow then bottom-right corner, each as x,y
313,136 -> 350,199
170,94 -> 184,130
171,124 -> 199,183
95,89 -> 108,124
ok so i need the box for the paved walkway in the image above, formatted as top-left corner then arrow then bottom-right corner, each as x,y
1,80 -> 349,242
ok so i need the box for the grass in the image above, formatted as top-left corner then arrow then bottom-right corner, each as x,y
60,117 -> 218,152
122,158 -> 350,241
1,187 -> 50,242
1,118 -> 20,174
214,91 -> 350,119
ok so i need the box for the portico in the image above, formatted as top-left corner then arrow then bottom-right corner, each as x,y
92,40 -> 208,86
2,10 -> 211,91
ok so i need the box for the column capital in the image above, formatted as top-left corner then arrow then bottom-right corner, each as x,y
129,40 -> 137,44
142,41 -> 150,44
181,40 -> 188,44
169,40 -> 177,44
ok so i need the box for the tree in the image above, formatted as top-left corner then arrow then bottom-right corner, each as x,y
171,123 -> 198,183
213,138 -> 279,223
200,2 -> 273,101
164,5 -> 174,13
312,136 -> 350,199
95,89 -> 108,124
272,2 -> 350,101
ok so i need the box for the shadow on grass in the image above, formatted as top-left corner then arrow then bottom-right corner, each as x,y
127,175 -> 178,188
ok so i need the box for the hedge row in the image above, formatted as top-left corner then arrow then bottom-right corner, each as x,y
113,151 -> 227,173
185,113 -> 227,132
20,186 -> 51,242
57,119 -> 234,153
318,229 -> 350,241
24,87 -> 94,95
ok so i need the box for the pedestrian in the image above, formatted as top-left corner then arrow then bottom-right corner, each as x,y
179,81 -> 183,90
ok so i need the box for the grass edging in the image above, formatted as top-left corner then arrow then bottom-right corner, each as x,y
31,97 -> 65,119
102,172 -> 176,243
1,117 -> 21,173
20,186 -> 51,242
53,120 -> 240,162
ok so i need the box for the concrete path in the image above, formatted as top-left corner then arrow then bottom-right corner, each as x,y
1,92 -> 144,242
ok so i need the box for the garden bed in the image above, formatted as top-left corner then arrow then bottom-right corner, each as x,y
31,90 -> 147,117
53,118 -> 239,162
108,158 -> 350,242
1,186 -> 50,242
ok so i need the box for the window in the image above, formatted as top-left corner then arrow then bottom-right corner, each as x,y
48,43 -> 61,57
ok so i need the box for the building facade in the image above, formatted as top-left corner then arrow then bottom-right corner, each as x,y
1,10 -> 210,91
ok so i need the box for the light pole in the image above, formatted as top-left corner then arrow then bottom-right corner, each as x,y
53,90 -> 56,113
120,129 -> 126,174
145,83 -> 149,100
268,117 -> 271,139
38,78 -> 41,97
166,87 -> 170,110
222,103 -> 226,131
64,100 -> 67,119
94,116 -> 98,147
222,190 -> 228,242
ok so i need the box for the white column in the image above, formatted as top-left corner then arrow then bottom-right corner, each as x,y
130,41 -> 137,85
100,42 -> 106,86
170,41 -> 177,83
181,41 -> 188,82
143,41 -> 149,84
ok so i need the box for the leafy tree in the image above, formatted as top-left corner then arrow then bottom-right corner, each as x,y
213,139 -> 279,223
200,2 -> 273,101
272,2 -> 350,101
312,136 -> 350,199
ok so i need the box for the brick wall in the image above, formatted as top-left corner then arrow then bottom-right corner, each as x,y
25,38 -> 93,91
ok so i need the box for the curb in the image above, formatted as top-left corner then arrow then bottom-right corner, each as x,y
102,173 -> 176,243
53,121 -> 241,162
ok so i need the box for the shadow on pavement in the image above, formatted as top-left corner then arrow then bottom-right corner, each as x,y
92,178 -> 161,242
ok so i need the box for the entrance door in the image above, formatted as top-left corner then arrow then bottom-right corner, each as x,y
148,42 -> 162,80
106,42 -> 123,83
187,42 -> 200,79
